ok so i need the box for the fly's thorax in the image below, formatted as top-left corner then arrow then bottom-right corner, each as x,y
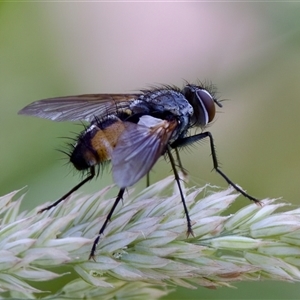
136,88 -> 193,139
70,116 -> 126,170
141,89 -> 193,118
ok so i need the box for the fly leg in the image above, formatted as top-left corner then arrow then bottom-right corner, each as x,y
171,132 -> 259,203
38,166 -> 96,213
89,188 -> 125,260
175,147 -> 188,176
166,145 -> 194,236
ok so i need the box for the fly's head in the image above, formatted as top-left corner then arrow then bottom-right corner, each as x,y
182,84 -> 222,129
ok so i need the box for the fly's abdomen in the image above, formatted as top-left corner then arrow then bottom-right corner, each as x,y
70,117 -> 126,170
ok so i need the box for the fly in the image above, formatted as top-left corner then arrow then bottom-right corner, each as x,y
18,82 -> 259,259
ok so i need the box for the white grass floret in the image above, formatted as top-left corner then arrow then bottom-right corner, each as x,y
1,177 -> 300,299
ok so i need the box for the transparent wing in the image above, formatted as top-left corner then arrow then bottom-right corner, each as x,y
112,117 -> 178,188
18,93 -> 141,122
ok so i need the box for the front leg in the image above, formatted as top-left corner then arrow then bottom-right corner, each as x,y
171,132 -> 259,203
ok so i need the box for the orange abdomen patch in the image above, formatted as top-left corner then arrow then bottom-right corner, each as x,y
91,120 -> 126,162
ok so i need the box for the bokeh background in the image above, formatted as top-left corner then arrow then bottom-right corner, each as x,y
1,2 -> 300,299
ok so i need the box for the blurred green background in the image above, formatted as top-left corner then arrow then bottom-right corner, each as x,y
1,2 -> 300,299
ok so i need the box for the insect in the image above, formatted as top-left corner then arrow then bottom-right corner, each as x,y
19,82 -> 259,259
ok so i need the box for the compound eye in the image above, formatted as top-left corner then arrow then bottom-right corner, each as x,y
197,89 -> 216,125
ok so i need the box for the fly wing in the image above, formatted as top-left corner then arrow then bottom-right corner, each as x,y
112,116 -> 178,188
18,94 -> 140,122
